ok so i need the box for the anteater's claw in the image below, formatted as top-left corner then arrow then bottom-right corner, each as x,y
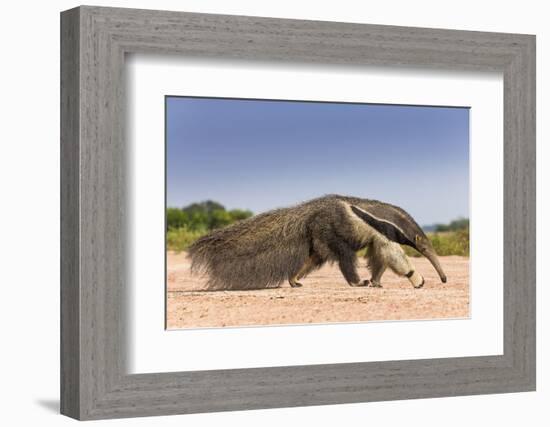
413,277 -> 425,289
350,279 -> 369,287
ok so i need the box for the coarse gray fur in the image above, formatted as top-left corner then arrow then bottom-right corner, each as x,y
188,194 -> 447,290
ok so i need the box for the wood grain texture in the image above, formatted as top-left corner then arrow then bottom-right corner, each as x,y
60,7 -> 80,419
60,5 -> 536,420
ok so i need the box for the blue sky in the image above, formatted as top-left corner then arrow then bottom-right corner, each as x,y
166,97 -> 469,226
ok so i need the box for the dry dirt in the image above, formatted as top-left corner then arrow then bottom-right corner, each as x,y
167,252 -> 469,329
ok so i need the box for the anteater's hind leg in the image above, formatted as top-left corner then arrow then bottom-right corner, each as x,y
288,276 -> 303,288
288,254 -> 323,287
288,254 -> 322,288
297,253 -> 323,280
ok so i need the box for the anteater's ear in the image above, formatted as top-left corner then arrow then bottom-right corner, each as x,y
350,205 -> 415,247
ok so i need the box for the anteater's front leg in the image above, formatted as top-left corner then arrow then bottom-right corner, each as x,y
368,241 -> 424,288
369,262 -> 386,288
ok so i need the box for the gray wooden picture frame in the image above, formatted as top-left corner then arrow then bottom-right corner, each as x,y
60,5 -> 536,421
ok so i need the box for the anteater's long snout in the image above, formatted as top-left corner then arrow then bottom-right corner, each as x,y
424,249 -> 447,283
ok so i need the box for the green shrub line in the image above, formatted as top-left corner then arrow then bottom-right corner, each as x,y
167,226 -> 470,257
167,200 -> 253,232
166,200 -> 253,252
403,228 -> 470,257
166,201 -> 469,257
166,227 -> 208,253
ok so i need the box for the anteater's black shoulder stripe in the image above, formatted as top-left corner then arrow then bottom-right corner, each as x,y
350,205 -> 417,249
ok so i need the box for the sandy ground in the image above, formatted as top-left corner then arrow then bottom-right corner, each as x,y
167,252 -> 469,329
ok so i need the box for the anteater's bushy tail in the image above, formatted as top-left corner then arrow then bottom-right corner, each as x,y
188,207 -> 310,290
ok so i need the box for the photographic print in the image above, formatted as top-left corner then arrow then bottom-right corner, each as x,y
166,96 -> 470,329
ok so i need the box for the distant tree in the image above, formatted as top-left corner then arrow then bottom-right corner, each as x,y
182,200 -> 225,216
167,200 -> 254,232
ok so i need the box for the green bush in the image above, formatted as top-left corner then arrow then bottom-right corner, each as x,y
228,209 -> 254,222
431,228 -> 469,256
166,200 -> 254,251
209,209 -> 233,229
167,200 -> 253,232
166,227 -> 207,252
434,217 -> 469,232
166,208 -> 189,230
403,228 -> 469,257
